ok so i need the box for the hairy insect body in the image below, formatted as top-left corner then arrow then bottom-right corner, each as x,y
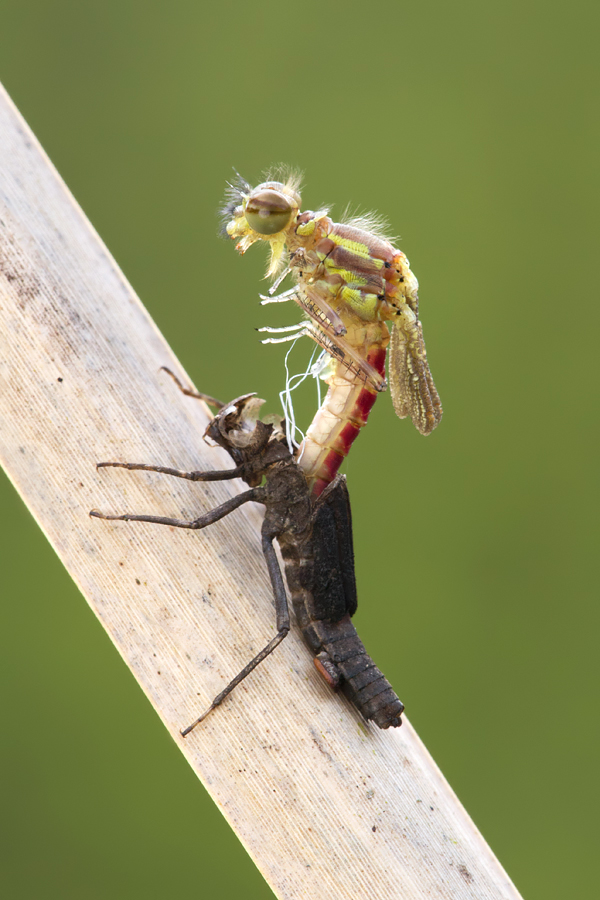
291,217 -> 420,329
280,218 -> 422,495
223,173 -> 442,496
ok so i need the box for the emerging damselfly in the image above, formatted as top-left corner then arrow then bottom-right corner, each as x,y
222,171 -> 442,495
91,370 -> 404,733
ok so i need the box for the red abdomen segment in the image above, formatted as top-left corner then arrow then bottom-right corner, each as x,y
298,345 -> 387,497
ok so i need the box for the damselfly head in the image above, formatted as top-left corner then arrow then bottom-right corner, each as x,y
221,170 -> 302,277
244,184 -> 297,237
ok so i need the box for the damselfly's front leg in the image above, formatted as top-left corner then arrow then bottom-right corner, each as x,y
181,529 -> 290,736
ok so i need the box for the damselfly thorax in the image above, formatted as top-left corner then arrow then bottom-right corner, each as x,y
222,172 -> 442,494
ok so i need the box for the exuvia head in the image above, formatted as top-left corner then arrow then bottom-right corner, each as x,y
203,394 -> 270,450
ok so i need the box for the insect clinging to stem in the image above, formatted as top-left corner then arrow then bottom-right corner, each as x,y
221,170 -> 442,495
91,369 -> 404,734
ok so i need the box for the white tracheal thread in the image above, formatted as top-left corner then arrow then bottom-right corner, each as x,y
295,351 -> 327,465
256,283 -> 327,454
279,340 -> 327,455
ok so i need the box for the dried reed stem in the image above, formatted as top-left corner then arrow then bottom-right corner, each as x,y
0,83 -> 522,900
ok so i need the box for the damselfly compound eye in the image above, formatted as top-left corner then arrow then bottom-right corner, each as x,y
245,189 -> 293,236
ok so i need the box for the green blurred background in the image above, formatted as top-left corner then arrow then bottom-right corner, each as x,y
1,1 -> 598,897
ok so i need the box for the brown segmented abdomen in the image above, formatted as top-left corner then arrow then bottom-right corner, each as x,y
312,617 -> 404,730
278,479 -> 404,729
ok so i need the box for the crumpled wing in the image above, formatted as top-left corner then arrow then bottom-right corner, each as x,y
389,317 -> 442,435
